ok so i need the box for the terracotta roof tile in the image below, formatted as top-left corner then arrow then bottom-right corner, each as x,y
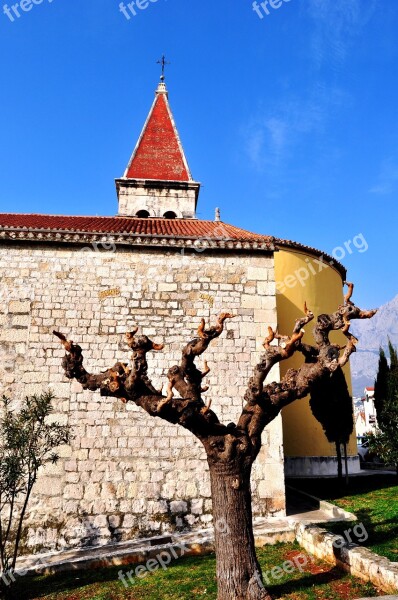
125,92 -> 192,181
0,213 -> 272,243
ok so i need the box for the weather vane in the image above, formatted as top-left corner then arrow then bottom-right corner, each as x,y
157,55 -> 170,82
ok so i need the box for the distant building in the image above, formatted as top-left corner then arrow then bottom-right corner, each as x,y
357,387 -> 378,436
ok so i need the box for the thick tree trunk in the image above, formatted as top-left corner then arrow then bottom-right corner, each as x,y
209,461 -> 271,600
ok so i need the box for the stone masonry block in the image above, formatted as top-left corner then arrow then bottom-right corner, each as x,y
8,300 -> 31,314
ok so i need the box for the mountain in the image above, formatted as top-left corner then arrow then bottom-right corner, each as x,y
350,294 -> 398,397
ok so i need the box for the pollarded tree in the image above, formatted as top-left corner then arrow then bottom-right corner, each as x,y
54,282 -> 376,600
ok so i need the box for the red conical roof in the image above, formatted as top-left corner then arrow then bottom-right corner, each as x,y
125,83 -> 192,182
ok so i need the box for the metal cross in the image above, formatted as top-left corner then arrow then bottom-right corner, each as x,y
157,55 -> 170,81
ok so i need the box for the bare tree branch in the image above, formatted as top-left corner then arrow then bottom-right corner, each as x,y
54,314 -> 236,442
237,283 -> 377,455
55,284 -> 376,464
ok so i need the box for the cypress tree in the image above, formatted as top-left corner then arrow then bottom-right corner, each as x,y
369,342 -> 398,476
374,347 -> 389,427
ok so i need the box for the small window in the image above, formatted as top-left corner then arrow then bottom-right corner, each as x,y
164,211 -> 177,219
136,210 -> 150,218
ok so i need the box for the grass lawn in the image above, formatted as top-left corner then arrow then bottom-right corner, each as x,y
291,473 -> 398,562
10,542 -> 383,600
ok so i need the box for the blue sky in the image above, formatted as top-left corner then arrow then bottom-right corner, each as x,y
0,0 -> 396,309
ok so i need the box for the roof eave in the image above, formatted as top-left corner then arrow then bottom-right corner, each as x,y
0,227 -> 274,253
275,238 -> 347,280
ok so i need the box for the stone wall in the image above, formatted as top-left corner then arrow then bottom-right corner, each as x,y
0,242 -> 285,554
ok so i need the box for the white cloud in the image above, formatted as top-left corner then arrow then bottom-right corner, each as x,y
243,85 -> 349,170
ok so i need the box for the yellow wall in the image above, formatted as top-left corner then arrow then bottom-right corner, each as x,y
274,248 -> 358,458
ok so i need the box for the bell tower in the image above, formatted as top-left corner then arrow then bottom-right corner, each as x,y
116,78 -> 200,219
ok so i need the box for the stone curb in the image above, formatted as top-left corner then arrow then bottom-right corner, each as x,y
295,522 -> 398,594
16,532 -> 215,577
16,519 -> 295,577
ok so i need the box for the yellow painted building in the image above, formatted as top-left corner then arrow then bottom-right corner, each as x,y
274,241 -> 360,476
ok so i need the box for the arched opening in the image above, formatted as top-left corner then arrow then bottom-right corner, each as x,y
164,211 -> 177,219
136,210 -> 150,218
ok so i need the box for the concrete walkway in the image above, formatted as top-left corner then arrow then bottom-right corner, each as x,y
286,484 -> 356,523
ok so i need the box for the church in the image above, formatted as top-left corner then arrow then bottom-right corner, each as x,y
0,74 -> 359,553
